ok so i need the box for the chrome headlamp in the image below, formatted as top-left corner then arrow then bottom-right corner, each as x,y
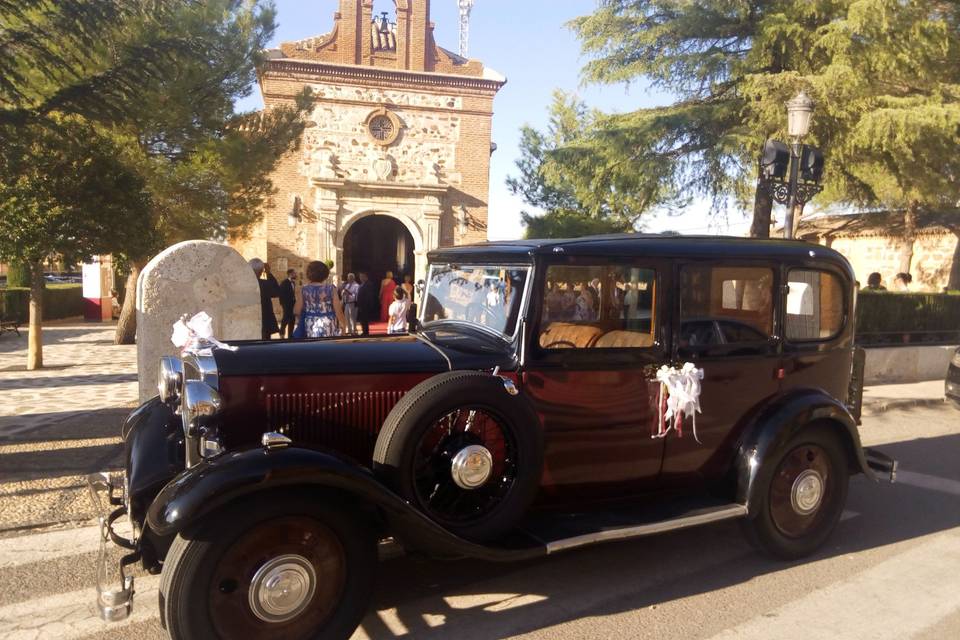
158,356 -> 183,405
181,353 -> 223,465
182,380 -> 222,465
952,349 -> 960,368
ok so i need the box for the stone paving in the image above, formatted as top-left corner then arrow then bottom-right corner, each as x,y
0,321 -> 137,532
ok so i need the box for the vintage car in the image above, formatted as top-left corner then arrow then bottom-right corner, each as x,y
89,234 -> 897,639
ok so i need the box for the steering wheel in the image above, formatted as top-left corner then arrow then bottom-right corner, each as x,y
542,339 -> 578,349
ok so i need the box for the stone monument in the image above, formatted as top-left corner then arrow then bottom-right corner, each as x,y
136,241 -> 261,402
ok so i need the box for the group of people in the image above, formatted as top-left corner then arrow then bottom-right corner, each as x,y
249,259 -> 417,340
863,271 -> 912,292
543,277 -> 654,324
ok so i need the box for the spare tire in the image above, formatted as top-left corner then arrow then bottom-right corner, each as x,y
373,370 -> 544,541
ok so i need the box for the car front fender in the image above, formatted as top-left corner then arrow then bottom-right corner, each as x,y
735,388 -> 875,514
145,445 -> 542,562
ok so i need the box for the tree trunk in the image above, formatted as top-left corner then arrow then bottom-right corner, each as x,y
948,230 -> 960,292
749,178 -> 773,238
27,261 -> 43,370
898,200 -> 919,275
114,262 -> 142,345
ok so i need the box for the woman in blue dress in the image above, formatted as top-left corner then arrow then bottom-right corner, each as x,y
293,261 -> 346,338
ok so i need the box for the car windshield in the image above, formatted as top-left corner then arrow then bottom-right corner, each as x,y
421,264 -> 530,339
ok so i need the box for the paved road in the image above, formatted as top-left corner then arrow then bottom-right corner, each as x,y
0,401 -> 957,640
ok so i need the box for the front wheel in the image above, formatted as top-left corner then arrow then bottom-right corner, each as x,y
741,425 -> 849,560
159,494 -> 376,640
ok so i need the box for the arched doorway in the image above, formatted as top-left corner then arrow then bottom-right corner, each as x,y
342,214 -> 416,283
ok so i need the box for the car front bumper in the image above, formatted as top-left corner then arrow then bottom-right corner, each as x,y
87,472 -> 139,622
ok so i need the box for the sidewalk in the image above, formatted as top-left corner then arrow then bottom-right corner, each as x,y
861,380 -> 946,415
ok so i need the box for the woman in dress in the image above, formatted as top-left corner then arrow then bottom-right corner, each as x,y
293,261 -> 346,338
379,270 -> 397,322
401,274 -> 415,303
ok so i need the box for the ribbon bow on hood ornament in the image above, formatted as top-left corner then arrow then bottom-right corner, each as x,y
170,311 -> 238,356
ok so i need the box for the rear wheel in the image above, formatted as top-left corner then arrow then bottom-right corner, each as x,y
160,494 -> 376,640
742,425 -> 849,560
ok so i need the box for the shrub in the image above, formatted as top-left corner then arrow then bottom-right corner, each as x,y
0,284 -> 83,322
5,262 -> 30,288
856,292 -> 960,345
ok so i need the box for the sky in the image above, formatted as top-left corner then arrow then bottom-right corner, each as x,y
237,0 -> 754,239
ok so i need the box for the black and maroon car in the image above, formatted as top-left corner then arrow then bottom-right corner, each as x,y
89,234 -> 897,639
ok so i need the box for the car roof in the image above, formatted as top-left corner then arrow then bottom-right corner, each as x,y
427,233 -> 853,274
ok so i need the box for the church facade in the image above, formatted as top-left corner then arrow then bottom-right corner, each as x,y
233,0 -> 505,284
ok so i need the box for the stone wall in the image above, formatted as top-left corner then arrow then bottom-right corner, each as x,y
826,232 -> 959,291
136,241 -> 261,402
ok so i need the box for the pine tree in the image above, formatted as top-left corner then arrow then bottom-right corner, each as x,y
515,1 -> 960,245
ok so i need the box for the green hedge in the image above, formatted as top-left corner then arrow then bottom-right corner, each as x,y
5,262 -> 30,288
0,284 -> 83,322
856,292 -> 960,344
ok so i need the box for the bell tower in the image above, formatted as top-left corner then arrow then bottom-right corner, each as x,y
323,0 -> 434,71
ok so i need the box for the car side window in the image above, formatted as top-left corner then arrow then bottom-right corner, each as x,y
539,264 -> 656,349
679,265 -> 774,356
786,269 -> 845,341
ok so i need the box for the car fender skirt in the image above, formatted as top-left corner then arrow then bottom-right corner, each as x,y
145,446 -> 543,562
736,389 -> 875,513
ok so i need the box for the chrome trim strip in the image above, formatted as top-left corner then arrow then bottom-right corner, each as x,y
544,504 -> 748,555
415,333 -> 453,370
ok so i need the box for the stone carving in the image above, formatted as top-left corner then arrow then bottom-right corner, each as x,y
136,240 -> 260,402
372,155 -> 395,181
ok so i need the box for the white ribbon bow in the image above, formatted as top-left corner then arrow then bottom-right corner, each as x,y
653,362 -> 704,443
171,311 -> 238,355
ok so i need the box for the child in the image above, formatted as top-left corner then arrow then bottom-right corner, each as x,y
388,288 -> 411,334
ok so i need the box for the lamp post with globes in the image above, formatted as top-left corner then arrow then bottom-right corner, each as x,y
758,91 -> 825,239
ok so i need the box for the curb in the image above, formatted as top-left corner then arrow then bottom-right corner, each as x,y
862,397 -> 946,415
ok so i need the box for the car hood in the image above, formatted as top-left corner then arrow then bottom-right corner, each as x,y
213,334 -> 516,377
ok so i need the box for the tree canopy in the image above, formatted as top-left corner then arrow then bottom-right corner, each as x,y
511,0 -> 960,238
0,0 -> 312,355
507,91 -> 678,238
0,116 -> 149,266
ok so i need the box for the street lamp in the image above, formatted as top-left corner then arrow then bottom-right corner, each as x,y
786,91 -> 815,138
758,91 -> 825,239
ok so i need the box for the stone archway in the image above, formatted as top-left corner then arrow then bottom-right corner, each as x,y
340,213 -> 419,284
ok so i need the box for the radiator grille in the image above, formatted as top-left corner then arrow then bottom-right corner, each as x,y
265,391 -> 405,459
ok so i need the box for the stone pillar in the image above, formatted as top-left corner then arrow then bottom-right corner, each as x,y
136,241 -> 261,402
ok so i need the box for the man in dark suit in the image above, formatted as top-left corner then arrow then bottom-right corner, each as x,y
250,258 -> 280,340
278,268 -> 297,338
356,271 -> 379,336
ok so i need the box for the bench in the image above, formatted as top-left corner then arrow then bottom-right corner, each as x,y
1,317 -> 20,337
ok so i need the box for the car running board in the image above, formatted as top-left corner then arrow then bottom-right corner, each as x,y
518,501 -> 749,556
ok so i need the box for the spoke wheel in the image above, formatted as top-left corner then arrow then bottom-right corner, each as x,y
374,371 -> 545,541
209,516 -> 346,639
411,407 -> 518,527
